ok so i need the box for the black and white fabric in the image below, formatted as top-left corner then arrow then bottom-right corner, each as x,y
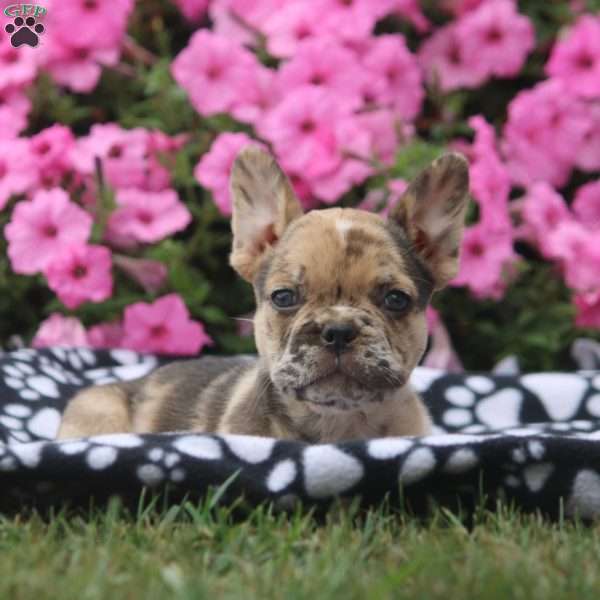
1,348 -> 600,519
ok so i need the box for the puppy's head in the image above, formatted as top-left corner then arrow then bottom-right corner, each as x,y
230,148 -> 469,413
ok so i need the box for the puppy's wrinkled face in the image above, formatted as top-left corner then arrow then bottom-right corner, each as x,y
254,209 -> 431,412
229,148 -> 469,414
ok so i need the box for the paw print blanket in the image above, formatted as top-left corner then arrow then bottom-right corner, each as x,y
1,347 -> 600,519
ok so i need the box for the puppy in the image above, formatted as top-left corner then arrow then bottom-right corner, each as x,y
57,148 -> 469,443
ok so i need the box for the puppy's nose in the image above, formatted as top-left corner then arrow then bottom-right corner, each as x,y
321,323 -> 358,354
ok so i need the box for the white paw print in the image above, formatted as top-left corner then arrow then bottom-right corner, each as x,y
1,403 -> 62,444
503,439 -> 554,494
137,447 -> 186,487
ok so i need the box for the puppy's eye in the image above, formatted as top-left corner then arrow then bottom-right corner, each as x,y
271,289 -> 298,309
383,290 -> 411,312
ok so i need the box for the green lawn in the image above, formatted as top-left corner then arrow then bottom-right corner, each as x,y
2,494 -> 600,600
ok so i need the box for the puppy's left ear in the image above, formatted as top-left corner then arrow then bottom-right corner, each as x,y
388,153 -> 470,290
229,147 -> 303,282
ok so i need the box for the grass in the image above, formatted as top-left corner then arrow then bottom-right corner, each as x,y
2,493 -> 600,600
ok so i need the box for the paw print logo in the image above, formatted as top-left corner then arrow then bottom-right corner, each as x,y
5,16 -> 45,48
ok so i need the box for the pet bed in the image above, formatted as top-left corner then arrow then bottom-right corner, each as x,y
1,347 -> 600,519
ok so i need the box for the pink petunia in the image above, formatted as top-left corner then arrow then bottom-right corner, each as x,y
32,313 -> 89,349
0,137 -> 38,210
456,0 -> 535,79
520,182 -> 572,258
71,123 -> 149,189
573,181 -> 600,230
47,0 -> 135,50
5,188 -> 92,275
122,294 -> 213,355
546,222 -> 600,293
210,0 -> 286,46
44,244 -> 113,309
276,38 -> 364,110
419,23 -> 486,91
501,79 -> 590,187
451,222 -> 516,299
194,132 -> 261,216
314,0 -> 386,43
88,321 -> 125,349
171,30 -> 263,117
30,124 -> 76,187
262,2 -> 328,58
107,189 -> 191,245
0,35 -> 38,92
546,15 -> 600,99
230,67 -> 280,125
361,35 -> 423,120
468,116 -> 511,229
41,39 -> 121,93
576,104 -> 600,172
0,89 -> 31,138
258,86 -> 348,181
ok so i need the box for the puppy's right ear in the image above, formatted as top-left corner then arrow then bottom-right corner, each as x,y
229,147 -> 303,282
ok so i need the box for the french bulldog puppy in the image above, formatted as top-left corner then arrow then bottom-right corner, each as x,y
57,148 -> 469,443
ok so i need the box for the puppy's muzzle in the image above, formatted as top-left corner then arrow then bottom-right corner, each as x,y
321,322 -> 359,355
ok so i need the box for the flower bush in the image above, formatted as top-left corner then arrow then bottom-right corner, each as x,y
0,0 -> 598,370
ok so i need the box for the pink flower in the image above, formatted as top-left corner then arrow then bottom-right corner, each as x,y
88,321 -> 125,349
576,104 -> 600,172
258,86 -> 349,180
122,294 -> 213,355
419,23 -> 486,91
575,292 -> 600,329
546,222 -> 600,293
546,15 -> 600,99
468,116 -> 511,229
262,2 -> 328,58
194,132 -> 261,216
573,181 -> 600,230
314,0 -> 385,43
361,35 -> 423,120
355,109 -> 403,166
107,189 -> 191,245
0,89 -> 31,138
277,38 -> 363,110
501,80 -> 589,187
0,137 -> 37,209
71,123 -> 150,189
44,244 -> 113,309
452,222 -> 516,299
171,0 -> 209,21
171,30 -> 263,117
230,67 -> 279,125
47,0 -> 134,50
358,179 -> 408,216
456,0 -> 535,78
32,313 -> 89,349
0,36 -> 38,92
210,0 -> 286,47
30,125 -> 76,187
5,188 -> 92,275
520,183 -> 572,258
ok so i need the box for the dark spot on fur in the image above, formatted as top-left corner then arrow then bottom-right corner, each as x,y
378,359 -> 390,369
382,221 -> 434,308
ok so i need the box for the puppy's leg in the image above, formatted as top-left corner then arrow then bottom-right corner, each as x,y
56,384 -> 132,440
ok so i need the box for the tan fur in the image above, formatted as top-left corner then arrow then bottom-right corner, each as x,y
57,149 -> 469,443
57,385 -> 131,438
